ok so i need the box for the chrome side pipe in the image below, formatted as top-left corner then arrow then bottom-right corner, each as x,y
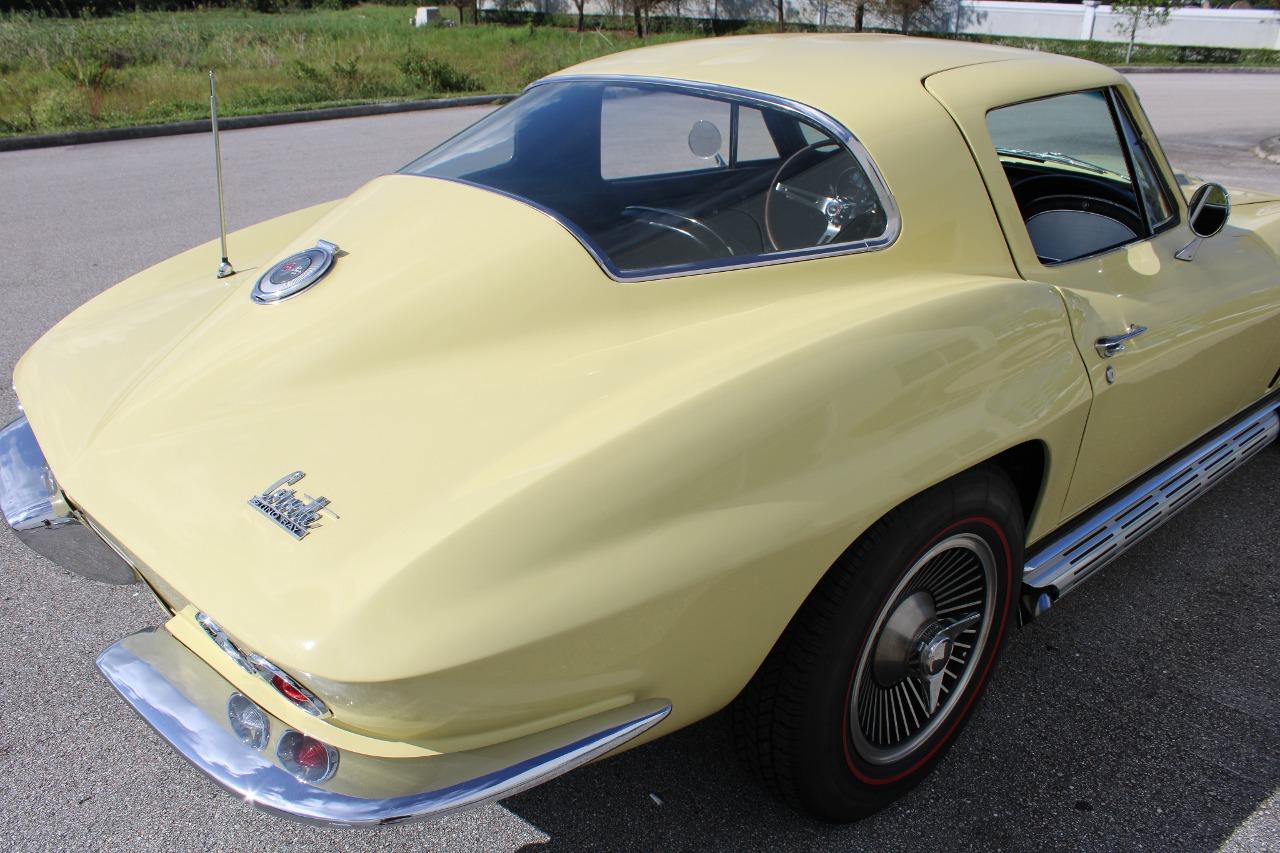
210,70 -> 235,279
1021,396 -> 1280,621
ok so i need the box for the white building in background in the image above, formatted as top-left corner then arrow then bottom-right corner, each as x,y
413,6 -> 443,27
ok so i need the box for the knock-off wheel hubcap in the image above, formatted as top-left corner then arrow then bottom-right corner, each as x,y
919,631 -> 954,677
850,533 -> 997,765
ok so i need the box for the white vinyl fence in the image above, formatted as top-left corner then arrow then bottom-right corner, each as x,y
962,2 -> 1279,49
479,0 -> 1280,50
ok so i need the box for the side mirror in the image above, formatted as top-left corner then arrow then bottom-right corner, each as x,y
1176,182 -> 1229,261
687,120 -> 726,167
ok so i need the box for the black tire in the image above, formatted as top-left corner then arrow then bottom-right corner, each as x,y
732,466 -> 1024,822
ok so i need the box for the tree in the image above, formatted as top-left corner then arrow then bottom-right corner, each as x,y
572,0 -> 586,31
1111,0 -> 1171,64
857,0 -> 936,33
629,0 -> 667,38
775,0 -> 785,31
831,0 -> 866,31
449,0 -> 476,25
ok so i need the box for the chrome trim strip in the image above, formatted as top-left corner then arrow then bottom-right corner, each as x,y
247,652 -> 330,718
1025,398 -> 1280,598
0,415 -> 138,585
195,610 -> 330,716
96,628 -> 671,827
414,75 -> 901,283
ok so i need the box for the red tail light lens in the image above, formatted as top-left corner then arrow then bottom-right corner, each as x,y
247,654 -> 328,717
195,612 -> 328,716
277,730 -> 338,784
295,739 -> 330,770
271,675 -> 309,706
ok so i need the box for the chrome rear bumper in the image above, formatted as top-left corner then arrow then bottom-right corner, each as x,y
96,627 -> 671,827
0,415 -> 137,584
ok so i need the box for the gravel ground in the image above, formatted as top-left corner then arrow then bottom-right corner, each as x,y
0,71 -> 1277,852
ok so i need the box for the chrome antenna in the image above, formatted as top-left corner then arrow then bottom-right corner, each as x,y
209,70 -> 234,279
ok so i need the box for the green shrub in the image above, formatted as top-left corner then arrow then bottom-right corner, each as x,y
329,54 -> 362,97
32,87 -> 90,130
140,97 -> 201,122
398,51 -> 477,93
54,53 -> 115,88
230,83 -> 291,108
288,56 -> 327,96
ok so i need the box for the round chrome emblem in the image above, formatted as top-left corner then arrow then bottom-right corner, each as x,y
251,240 -> 338,304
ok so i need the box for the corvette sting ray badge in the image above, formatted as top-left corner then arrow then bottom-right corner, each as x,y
248,471 -> 336,539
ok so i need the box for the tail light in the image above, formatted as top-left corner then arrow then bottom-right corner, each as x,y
278,730 -> 338,783
196,612 -> 329,716
246,654 -> 329,716
227,693 -> 270,750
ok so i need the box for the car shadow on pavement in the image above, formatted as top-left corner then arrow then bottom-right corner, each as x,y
502,452 -> 1280,853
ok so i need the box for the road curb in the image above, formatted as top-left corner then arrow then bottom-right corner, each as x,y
0,93 -> 515,153
1257,136 -> 1280,165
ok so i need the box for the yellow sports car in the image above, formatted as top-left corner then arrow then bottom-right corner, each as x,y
3,34 -> 1278,826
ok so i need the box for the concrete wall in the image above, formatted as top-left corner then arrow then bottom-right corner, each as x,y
478,0 -> 1280,51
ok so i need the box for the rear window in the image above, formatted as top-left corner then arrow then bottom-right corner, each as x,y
402,79 -> 897,279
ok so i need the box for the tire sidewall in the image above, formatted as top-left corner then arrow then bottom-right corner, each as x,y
795,471 -> 1023,817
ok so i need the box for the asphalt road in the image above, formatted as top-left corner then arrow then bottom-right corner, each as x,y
1128,72 -> 1280,195
1,71 -> 1278,853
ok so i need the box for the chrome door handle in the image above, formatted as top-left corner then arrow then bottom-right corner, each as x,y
1095,325 -> 1148,358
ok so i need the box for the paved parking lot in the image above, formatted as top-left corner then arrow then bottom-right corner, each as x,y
0,71 -> 1277,852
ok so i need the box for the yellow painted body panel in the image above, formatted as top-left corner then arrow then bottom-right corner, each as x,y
12,35 -> 1273,757
926,60 -> 1280,520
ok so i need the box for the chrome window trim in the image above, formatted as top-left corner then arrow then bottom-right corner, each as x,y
410,75 -> 901,283
1107,88 -> 1180,235
985,85 -> 1175,271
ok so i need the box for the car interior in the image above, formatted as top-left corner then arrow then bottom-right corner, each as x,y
403,81 -> 890,276
987,88 -> 1177,265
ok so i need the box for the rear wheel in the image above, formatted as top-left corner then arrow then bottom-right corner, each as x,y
732,467 -> 1023,822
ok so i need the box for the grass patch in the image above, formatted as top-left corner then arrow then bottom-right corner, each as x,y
0,6 -> 699,135
0,6 -> 1276,137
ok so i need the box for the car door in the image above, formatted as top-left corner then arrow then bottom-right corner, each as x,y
927,63 -> 1280,520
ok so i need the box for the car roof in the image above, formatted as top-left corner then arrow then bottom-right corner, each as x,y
548,33 -> 1104,130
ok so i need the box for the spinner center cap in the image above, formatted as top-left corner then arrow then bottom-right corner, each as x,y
252,240 -> 339,304
920,634 -> 953,677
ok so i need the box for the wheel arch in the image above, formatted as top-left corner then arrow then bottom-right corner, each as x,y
986,439 -> 1049,535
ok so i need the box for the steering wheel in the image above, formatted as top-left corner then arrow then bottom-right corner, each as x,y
764,141 -> 878,252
